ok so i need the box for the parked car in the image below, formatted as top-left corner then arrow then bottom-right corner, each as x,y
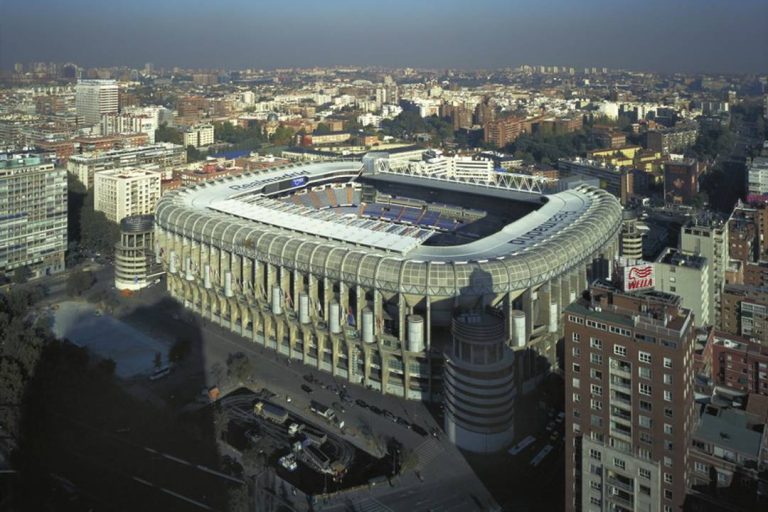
410,424 -> 428,437
395,416 -> 409,426
301,384 -> 313,394
355,399 -> 368,408
383,410 -> 396,422
303,374 -> 314,383
369,405 -> 383,415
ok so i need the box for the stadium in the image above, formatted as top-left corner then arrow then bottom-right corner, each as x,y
155,152 -> 622,450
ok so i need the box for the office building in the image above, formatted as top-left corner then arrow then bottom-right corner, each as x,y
75,79 -> 118,126
558,158 -> 635,205
681,221 -> 729,327
0,153 -> 67,278
654,248 -> 710,327
67,143 -> 185,189
93,167 -> 162,223
182,123 -> 214,148
564,281 -> 696,512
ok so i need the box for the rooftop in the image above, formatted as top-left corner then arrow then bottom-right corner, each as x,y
656,247 -> 707,270
694,405 -> 763,459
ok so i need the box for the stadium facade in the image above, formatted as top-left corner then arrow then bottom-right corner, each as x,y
155,153 -> 622,451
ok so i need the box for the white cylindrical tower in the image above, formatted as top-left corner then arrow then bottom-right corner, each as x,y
185,257 -> 194,281
511,310 -> 526,348
444,312 -> 516,454
168,250 -> 177,274
299,293 -> 310,324
204,264 -> 211,289
224,271 -> 233,298
271,285 -> 282,314
362,308 -> 374,344
548,301 -> 558,333
407,315 -> 425,353
329,301 -> 341,334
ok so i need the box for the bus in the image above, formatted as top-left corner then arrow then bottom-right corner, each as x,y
530,445 -> 554,467
508,435 -> 536,456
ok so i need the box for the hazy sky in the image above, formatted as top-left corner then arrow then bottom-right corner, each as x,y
2,0 -> 767,73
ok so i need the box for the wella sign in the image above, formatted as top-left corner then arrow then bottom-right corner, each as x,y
623,264 -> 655,292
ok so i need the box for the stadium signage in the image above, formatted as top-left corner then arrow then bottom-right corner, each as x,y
229,170 -> 309,191
623,264 -> 654,292
508,211 -> 580,246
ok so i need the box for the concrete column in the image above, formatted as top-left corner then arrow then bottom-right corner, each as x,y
398,294 -> 406,344
425,295 -> 432,351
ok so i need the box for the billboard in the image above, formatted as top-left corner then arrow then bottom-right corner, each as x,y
623,264 -> 655,292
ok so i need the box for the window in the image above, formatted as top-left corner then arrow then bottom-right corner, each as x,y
573,377 -> 581,389
614,345 -> 627,357
573,392 -> 581,403
640,432 -> 653,444
590,431 -> 604,442
664,424 -> 673,436
573,363 -> 581,373
638,448 -> 652,460
694,462 -> 708,474
664,473 -> 672,484
590,337 -> 602,349
572,332 -> 580,342
638,484 -> 651,496
589,449 -> 602,461
639,351 -> 652,364
591,353 -> 603,365
664,440 -> 673,451
639,366 -> 652,380
664,456 -> 672,468
663,373 -> 672,385
590,497 -> 601,506
639,383 -> 652,396
639,415 -> 652,428
664,390 -> 672,402
663,357 -> 672,369
639,400 -> 652,412
664,407 -> 673,418
717,472 -> 728,484
591,384 -> 602,397
591,399 -> 602,411
639,468 -> 651,480
665,506 -> 673,512
573,423 -> 581,433
590,481 -> 601,491
590,369 -> 603,380
614,458 -> 626,470
664,489 -> 673,500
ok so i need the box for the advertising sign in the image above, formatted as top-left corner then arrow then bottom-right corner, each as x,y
623,264 -> 654,291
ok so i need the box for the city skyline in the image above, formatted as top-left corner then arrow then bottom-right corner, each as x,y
2,0 -> 768,74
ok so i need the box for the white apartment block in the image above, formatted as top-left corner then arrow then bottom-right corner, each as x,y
681,222 -> 728,327
75,79 -> 118,126
183,124 -> 214,148
100,112 -> 158,143
67,143 -> 186,189
655,248 -> 711,327
94,168 -> 162,223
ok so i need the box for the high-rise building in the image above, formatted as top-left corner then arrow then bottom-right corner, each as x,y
663,159 -> 700,206
93,167 -> 162,223
681,221 -> 729,327
75,79 -> 118,126
0,153 -> 67,278
620,221 -> 645,262
564,281 -> 696,512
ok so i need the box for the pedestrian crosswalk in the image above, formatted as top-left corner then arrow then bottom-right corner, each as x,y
351,496 -> 393,512
413,437 -> 442,470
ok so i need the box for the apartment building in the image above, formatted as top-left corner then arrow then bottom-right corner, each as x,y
93,167 -> 162,223
67,143 -> 185,189
75,79 -> 118,126
565,281 -> 696,512
0,153 -> 67,278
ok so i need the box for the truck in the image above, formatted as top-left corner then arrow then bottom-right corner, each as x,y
287,422 -> 304,436
253,400 -> 289,424
309,400 -> 336,421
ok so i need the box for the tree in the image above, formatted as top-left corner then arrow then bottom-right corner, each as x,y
186,145 -> 207,162
12,266 -> 32,284
154,123 -> 182,144
314,123 -> 331,135
227,353 -> 253,383
79,190 -> 120,256
66,269 -> 95,297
